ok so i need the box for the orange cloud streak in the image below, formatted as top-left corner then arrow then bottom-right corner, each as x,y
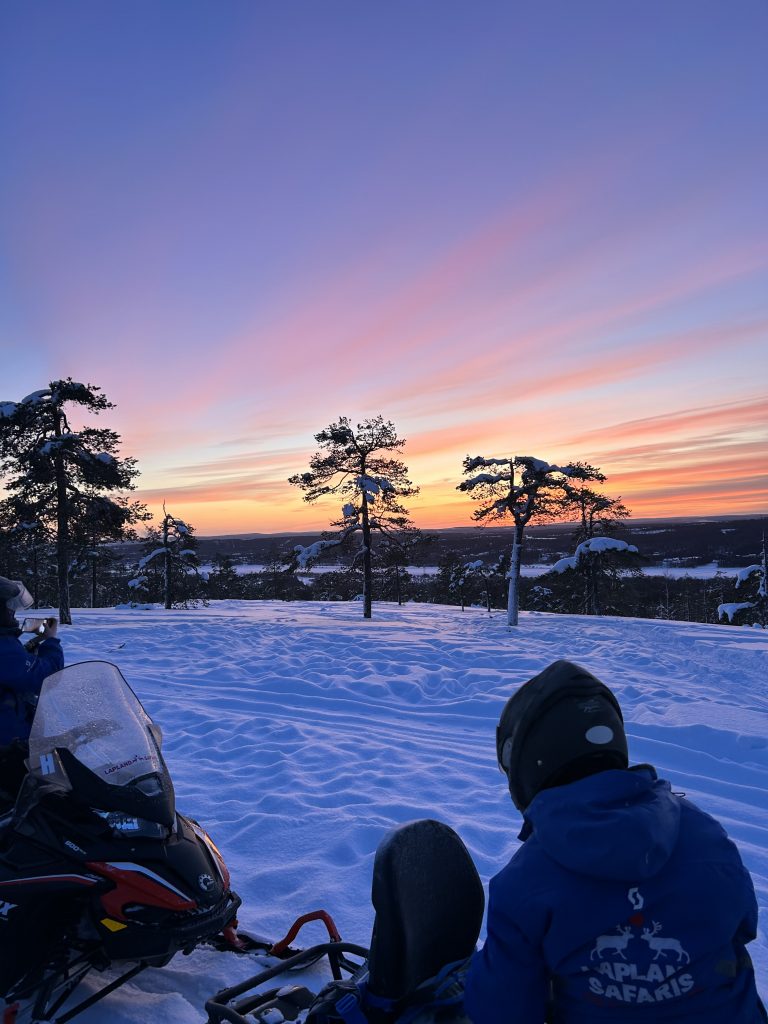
570,396 -> 768,447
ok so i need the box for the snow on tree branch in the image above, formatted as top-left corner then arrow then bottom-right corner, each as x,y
462,456 -> 511,471
38,436 -> 81,455
138,547 -> 167,569
355,474 -> 395,503
736,565 -> 762,587
458,471 -> 509,488
294,536 -> 347,569
718,602 -> 756,623
21,389 -> 55,405
550,537 -> 639,574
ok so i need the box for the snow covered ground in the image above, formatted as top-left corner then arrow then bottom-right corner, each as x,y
13,601 -> 768,1021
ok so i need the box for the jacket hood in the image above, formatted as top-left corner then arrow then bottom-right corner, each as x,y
524,766 -> 680,880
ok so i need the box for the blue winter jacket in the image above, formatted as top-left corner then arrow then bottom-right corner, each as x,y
0,631 -> 64,746
464,766 -> 765,1024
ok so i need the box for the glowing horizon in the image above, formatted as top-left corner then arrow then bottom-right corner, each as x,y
125,391 -> 767,536
2,2 -> 766,537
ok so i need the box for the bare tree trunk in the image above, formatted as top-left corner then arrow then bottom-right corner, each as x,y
361,498 -> 372,619
507,521 -> 524,627
31,544 -> 39,607
584,561 -> 601,615
53,427 -> 72,625
591,566 -> 602,616
163,514 -> 172,610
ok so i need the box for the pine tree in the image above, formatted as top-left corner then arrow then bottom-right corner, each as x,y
0,496 -> 52,604
550,536 -> 642,616
131,510 -> 204,609
289,416 -> 418,619
720,533 -> 768,627
206,554 -> 244,600
375,526 -> 432,606
462,555 -> 509,612
559,467 -> 635,615
0,379 -> 146,623
457,455 -> 601,626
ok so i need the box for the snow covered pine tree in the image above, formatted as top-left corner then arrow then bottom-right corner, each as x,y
289,416 -> 419,619
457,456 -> 603,626
0,379 -> 146,624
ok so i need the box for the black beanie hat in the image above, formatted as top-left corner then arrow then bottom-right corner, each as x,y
0,576 -> 32,631
496,660 -> 629,810
0,579 -> 19,628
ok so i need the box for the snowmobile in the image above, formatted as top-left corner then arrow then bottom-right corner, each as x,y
0,660 -> 258,1024
0,660 -> 484,1024
204,817 -> 485,1024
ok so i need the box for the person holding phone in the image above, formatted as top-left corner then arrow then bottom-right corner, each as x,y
0,576 -> 64,798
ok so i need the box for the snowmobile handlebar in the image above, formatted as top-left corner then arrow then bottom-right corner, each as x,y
269,909 -> 343,956
205,940 -> 369,1024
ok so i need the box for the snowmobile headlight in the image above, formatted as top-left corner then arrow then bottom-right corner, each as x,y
93,808 -> 169,839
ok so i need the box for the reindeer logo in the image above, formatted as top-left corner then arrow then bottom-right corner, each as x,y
641,921 -> 690,963
590,924 -> 634,960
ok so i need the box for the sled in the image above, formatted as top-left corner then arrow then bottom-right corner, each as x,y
205,818 -> 484,1024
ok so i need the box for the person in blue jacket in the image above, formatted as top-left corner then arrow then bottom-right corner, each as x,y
0,576 -> 63,797
463,659 -> 765,1024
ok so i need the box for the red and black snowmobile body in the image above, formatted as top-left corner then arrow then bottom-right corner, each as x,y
0,661 -> 241,1022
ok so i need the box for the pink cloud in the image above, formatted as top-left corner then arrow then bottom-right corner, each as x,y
570,395 -> 768,447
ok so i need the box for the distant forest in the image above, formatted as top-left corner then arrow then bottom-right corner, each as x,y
107,516 -> 766,628
121,515 -> 765,571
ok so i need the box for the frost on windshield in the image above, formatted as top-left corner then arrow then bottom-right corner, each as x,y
27,661 -> 164,791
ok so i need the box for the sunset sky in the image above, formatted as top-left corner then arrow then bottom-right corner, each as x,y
2,1 -> 766,535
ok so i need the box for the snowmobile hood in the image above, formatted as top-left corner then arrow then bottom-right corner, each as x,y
524,766 -> 680,881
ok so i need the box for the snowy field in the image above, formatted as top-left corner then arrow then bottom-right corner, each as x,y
12,601 -> 768,1021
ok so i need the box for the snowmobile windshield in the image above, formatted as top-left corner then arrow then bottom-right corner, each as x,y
26,661 -> 175,826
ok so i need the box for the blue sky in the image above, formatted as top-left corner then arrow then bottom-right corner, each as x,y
2,1 -> 766,532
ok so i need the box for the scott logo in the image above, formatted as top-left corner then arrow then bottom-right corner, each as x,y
628,887 -> 644,910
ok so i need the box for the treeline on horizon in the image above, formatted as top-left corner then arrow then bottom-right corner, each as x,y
0,380 -> 765,628
0,536 -> 763,628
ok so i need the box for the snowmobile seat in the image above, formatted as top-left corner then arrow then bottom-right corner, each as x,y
366,819 -> 484,1007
